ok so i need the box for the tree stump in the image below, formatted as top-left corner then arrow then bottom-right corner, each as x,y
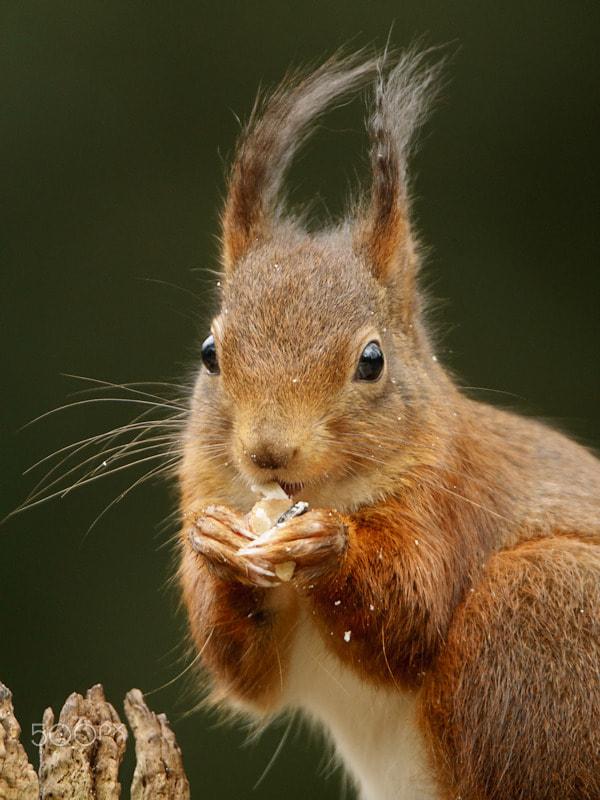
0,683 -> 39,800
0,681 -> 190,800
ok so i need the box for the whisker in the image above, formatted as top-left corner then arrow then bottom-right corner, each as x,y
144,637 -> 210,698
62,373 -> 188,406
63,446 -> 177,498
456,384 -> 524,401
336,432 -> 501,493
138,277 -> 206,303
419,475 -> 511,523
25,419 -> 183,476
29,437 -> 177,504
26,424 -> 181,485
336,447 -> 389,467
11,453 -> 171,518
22,397 -> 185,430
85,455 -> 180,535
253,715 -> 294,790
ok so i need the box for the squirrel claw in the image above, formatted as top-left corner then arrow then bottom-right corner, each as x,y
238,509 -> 347,585
188,505 -> 276,588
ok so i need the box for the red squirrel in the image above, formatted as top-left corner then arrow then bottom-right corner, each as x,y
178,48 -> 600,799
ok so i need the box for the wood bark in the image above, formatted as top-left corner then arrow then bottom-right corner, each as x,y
124,689 -> 190,800
0,681 -> 190,800
0,683 -> 39,800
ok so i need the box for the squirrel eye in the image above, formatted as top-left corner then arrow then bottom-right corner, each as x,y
354,341 -> 384,382
201,334 -> 220,375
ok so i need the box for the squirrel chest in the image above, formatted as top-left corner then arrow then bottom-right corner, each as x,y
285,606 -> 435,799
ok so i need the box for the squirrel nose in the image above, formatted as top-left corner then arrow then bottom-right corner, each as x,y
248,443 -> 296,471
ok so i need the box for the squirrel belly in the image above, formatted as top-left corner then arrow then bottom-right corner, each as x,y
177,47 -> 600,800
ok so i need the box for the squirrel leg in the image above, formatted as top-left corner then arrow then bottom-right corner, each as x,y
419,535 -> 600,800
179,505 -> 300,712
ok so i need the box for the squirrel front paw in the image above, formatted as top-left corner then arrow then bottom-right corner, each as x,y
188,505 -> 279,588
238,509 -> 348,587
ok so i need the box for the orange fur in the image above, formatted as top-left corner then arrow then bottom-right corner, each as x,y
177,49 -> 600,798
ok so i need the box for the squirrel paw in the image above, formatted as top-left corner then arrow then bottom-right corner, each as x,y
188,505 -> 278,588
238,509 -> 348,587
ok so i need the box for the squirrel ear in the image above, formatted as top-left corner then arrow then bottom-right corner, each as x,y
357,49 -> 445,309
221,53 -> 379,273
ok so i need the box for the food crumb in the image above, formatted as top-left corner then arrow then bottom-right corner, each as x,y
344,630 -> 352,642
274,561 -> 296,581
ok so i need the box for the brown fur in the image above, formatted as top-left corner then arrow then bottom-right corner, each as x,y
178,48 -> 600,797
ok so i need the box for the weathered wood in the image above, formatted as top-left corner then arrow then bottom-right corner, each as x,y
124,689 -> 190,800
39,685 -> 127,800
0,682 -> 190,800
0,682 -> 39,800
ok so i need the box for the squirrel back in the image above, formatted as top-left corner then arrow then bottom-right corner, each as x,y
178,48 -> 600,800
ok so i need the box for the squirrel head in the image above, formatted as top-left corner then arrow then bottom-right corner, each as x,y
183,48 -> 453,512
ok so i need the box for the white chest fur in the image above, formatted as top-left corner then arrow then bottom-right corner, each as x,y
282,610 -> 439,800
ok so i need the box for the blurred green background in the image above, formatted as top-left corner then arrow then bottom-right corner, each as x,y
1,2 -> 599,798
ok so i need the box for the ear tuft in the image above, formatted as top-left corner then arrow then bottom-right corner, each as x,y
358,46 -> 447,297
221,51 -> 379,272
